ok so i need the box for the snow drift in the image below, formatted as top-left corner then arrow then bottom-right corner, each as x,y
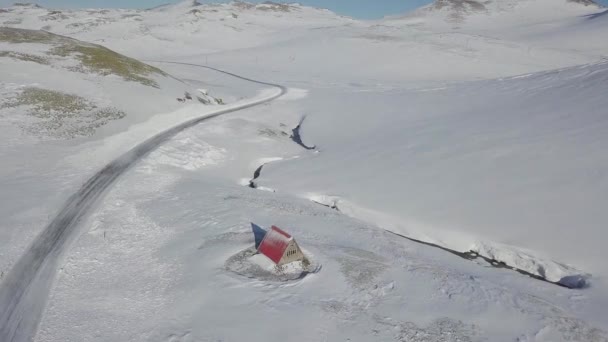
258,60 -> 608,282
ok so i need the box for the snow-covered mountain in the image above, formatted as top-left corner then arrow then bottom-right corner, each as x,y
0,27 -> 220,140
2,1 -> 608,341
0,1 -> 352,58
391,0 -> 603,27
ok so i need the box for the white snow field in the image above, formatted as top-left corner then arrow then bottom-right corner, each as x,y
1,0 -> 608,341
0,26 -> 232,280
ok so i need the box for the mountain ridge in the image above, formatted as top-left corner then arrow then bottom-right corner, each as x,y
390,0 -> 604,26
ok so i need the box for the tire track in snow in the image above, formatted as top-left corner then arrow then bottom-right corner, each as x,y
0,63 -> 286,342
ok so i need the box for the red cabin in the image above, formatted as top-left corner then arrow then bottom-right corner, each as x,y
257,226 -> 304,265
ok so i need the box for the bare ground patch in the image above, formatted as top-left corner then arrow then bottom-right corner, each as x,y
1,87 -> 126,139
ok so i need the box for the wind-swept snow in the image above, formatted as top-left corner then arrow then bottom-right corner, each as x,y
32,117 -> 608,342
0,60 -> 285,342
258,60 -> 608,283
0,28 -> 206,285
391,0 -> 602,28
1,0 -> 608,341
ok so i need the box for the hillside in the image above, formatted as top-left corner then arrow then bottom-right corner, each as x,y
0,27 -> 219,140
1,1 -> 608,342
517,8 -> 608,54
258,60 -> 608,283
0,27 -> 226,307
0,1 -> 352,59
389,0 -> 602,28
2,1 -> 605,83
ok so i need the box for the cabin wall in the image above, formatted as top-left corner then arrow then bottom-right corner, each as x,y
279,241 -> 305,265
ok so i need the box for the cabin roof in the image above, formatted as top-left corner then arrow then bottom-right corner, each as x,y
258,226 -> 294,264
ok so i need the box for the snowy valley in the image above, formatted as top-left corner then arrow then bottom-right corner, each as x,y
1,0 -> 608,341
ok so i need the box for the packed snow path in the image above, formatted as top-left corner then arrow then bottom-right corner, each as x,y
0,63 -> 286,342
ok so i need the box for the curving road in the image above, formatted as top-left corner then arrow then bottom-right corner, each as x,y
0,63 -> 286,342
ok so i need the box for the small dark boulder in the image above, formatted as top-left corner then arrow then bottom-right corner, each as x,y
559,275 -> 589,289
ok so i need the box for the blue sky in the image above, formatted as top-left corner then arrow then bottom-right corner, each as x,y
0,0 -> 607,19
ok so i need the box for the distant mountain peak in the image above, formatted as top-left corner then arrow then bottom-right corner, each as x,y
12,2 -> 43,8
147,0 -> 202,12
148,1 -> 301,13
178,0 -> 202,6
568,0 -> 602,7
431,0 -> 486,12
420,0 -> 602,24
255,1 -> 298,12
425,0 -> 489,23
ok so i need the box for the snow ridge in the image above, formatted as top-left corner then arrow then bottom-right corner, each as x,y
402,0 -> 603,25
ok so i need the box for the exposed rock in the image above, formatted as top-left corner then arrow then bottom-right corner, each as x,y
256,1 -> 296,12
12,2 -> 43,8
424,0 -> 602,23
568,0 -> 602,6
430,0 -> 487,22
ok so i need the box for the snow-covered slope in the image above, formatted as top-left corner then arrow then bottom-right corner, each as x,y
33,133 -> 608,341
0,1 -> 352,59
0,27 -> 226,295
2,1 -> 604,82
1,1 -> 608,341
389,0 -> 603,28
258,60 -> 608,283
0,27 -> 203,139
514,8 -> 608,55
